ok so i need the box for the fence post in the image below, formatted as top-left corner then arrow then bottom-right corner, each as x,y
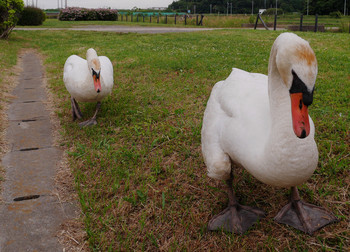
314,14 -> 318,32
143,15 -> 145,22
200,15 -> 204,26
274,14 -> 277,30
157,15 -> 159,23
184,15 -> 187,25
299,14 -> 303,31
254,14 -> 259,29
175,14 -> 177,25
165,15 -> 167,24
150,15 -> 152,23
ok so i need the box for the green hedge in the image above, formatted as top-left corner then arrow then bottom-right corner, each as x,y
18,7 -> 45,26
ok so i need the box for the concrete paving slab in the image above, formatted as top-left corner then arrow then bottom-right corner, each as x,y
0,52 -> 79,251
6,119 -> 53,151
0,199 -> 78,252
11,85 -> 47,103
7,101 -> 48,121
2,148 -> 61,200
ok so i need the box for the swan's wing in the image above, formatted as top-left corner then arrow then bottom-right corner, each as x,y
218,68 -> 268,119
63,55 -> 90,99
202,68 -> 270,179
63,55 -> 88,85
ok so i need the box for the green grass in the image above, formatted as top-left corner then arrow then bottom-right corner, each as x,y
1,28 -> 349,250
21,13 -> 350,32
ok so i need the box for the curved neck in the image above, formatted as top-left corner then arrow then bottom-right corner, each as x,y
86,49 -> 100,72
266,45 -> 297,151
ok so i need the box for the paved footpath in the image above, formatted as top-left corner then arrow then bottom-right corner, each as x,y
0,52 -> 78,251
15,25 -> 221,33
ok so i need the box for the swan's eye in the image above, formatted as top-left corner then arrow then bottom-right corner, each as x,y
92,69 -> 100,79
290,70 -> 314,106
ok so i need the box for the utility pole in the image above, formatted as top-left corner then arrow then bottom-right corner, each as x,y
276,0 -> 277,15
345,0 -> 347,15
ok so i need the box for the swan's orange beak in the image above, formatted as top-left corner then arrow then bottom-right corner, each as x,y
290,93 -> 310,139
93,74 -> 101,93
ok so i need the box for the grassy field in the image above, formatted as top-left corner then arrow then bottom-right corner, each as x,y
0,28 -> 349,250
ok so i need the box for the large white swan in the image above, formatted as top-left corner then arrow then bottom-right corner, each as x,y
201,33 -> 337,235
63,48 -> 113,126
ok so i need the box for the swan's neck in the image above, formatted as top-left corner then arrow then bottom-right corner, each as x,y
268,51 -> 293,140
86,49 -> 100,72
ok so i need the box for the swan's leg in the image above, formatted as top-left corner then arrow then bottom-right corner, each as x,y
71,97 -> 83,121
79,102 -> 101,127
274,186 -> 338,235
208,175 -> 265,234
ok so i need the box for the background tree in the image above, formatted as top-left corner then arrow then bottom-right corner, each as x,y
0,0 -> 24,39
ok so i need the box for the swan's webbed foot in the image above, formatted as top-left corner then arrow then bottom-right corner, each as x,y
274,187 -> 338,235
71,97 -> 83,121
78,101 -> 101,127
208,203 -> 265,234
208,178 -> 265,234
79,118 -> 97,127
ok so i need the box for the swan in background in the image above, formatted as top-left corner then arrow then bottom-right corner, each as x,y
201,33 -> 337,235
63,48 -> 113,127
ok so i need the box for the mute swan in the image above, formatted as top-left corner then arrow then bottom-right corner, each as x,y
201,33 -> 337,235
63,48 -> 113,127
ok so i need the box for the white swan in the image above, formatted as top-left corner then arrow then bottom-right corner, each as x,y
63,48 -> 113,126
201,33 -> 337,235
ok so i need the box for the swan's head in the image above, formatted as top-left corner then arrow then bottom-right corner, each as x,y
86,48 -> 102,93
273,33 -> 317,139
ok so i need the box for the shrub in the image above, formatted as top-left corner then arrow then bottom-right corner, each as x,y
18,7 -> 46,26
59,7 -> 118,21
0,0 -> 24,39
329,11 -> 342,18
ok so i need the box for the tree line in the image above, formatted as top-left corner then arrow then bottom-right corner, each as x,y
168,0 -> 348,15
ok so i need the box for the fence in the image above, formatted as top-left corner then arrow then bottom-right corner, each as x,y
254,13 -> 325,32
116,13 -> 205,26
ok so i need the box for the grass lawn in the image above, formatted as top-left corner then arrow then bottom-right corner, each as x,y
0,28 -> 349,250
19,14 -> 350,32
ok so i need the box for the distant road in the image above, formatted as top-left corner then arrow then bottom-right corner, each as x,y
15,25 -> 222,34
